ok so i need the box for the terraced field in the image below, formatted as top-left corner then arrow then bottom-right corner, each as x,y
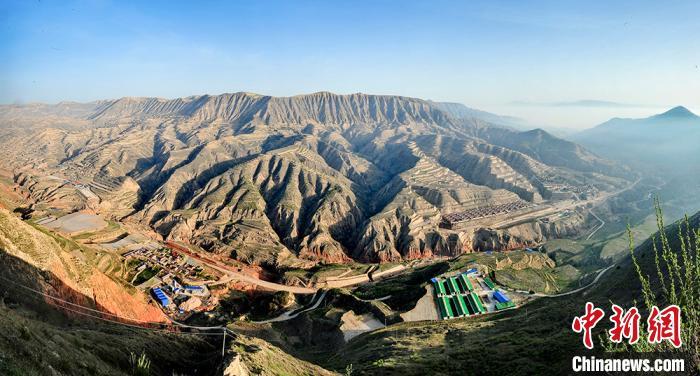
2,93 -> 630,266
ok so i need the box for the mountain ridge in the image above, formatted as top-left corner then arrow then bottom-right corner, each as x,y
651,105 -> 698,120
573,106 -> 700,171
0,91 -> 631,266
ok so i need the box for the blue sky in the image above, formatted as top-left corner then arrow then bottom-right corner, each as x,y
2,0 -> 699,128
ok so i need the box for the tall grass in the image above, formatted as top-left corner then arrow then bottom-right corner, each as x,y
129,351 -> 151,376
603,199 -> 699,370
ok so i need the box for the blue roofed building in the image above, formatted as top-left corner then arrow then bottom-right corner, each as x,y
151,287 -> 171,307
183,285 -> 209,296
492,290 -> 510,304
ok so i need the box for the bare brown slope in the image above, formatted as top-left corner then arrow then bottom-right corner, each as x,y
0,208 -> 166,322
0,92 -> 628,266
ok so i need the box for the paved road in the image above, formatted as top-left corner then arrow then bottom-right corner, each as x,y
585,209 -> 605,240
532,263 -> 616,298
168,246 -> 317,294
172,242 -> 409,294
584,177 -> 643,240
357,295 -> 391,302
321,265 -> 406,288
251,290 -> 328,323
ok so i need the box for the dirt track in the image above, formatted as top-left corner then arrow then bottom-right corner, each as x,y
168,244 -> 317,294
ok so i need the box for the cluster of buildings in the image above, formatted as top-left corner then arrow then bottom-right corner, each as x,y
538,173 -> 598,200
431,268 -> 516,320
122,246 -> 214,315
150,275 -> 211,315
440,200 -> 530,228
123,246 -> 203,279
546,183 -> 598,200
541,209 -> 575,224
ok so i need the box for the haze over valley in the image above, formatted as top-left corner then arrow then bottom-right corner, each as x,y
2,1 -> 699,375
0,92 -> 636,267
2,90 -> 698,374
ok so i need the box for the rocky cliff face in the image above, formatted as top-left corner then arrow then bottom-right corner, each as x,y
469,211 -> 587,252
0,92 -> 629,266
355,204 -> 588,263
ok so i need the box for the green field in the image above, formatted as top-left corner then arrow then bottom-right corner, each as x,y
132,266 -> 160,286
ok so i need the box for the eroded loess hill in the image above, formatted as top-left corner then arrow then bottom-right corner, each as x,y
0,92 -> 631,267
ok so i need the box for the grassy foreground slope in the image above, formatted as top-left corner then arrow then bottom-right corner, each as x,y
0,206 -> 337,376
0,304 -> 219,376
329,211 -> 700,375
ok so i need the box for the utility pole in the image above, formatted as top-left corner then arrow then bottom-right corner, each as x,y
221,327 -> 227,376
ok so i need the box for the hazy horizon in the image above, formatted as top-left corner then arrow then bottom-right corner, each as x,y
2,0 -> 699,129
3,89 -> 696,132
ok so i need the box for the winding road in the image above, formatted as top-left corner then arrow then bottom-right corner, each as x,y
525,263 -> 616,298
251,290 -> 328,324
168,242 -> 408,294
167,244 -> 317,294
585,209 -> 605,240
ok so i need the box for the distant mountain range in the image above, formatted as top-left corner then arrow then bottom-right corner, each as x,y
573,106 -> 700,171
0,92 -> 629,267
432,101 -> 584,138
429,101 -> 532,130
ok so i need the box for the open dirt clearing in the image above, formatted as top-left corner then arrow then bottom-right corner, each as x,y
340,311 -> 385,341
100,233 -> 151,250
43,212 -> 107,234
400,285 -> 439,322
